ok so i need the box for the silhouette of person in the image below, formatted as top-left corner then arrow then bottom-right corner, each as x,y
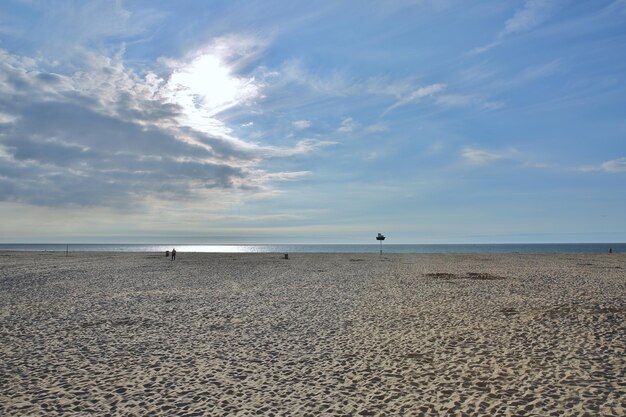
171,248 -> 176,261
609,248 -> 612,254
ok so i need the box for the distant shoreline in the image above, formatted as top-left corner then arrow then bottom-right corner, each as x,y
0,242 -> 623,254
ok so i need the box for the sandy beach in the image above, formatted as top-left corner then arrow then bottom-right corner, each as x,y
0,251 -> 624,416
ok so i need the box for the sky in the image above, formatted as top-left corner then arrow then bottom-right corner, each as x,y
0,0 -> 625,244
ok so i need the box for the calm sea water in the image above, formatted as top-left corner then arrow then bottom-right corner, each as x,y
0,243 -> 623,253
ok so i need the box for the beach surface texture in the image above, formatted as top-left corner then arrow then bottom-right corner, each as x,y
1,252 -> 624,416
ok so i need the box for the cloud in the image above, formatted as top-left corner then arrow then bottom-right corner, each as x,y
461,147 -> 557,169
602,158 -> 626,172
481,100 -> 505,110
261,139 -> 336,158
382,83 -> 446,116
1,0 -> 160,61
277,59 -> 355,97
461,147 -> 505,164
499,0 -> 560,38
366,123 -> 388,133
337,117 -> 360,133
0,46 -> 324,208
272,60 -> 449,108
470,0 -> 561,55
0,112 -> 17,124
434,94 -> 504,111
292,120 -> 312,129
467,41 -> 502,56
257,171 -> 312,182
160,35 -> 265,138
578,157 -> 626,173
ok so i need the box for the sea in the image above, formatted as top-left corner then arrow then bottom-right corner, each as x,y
0,243 -> 623,253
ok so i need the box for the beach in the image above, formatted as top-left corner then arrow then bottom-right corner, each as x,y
1,252 -> 624,416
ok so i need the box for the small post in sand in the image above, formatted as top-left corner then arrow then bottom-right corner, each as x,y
66,244 -> 68,257
376,233 -> 386,255
284,253 -> 289,260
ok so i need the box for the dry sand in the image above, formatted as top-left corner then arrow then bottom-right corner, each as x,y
0,251 -> 624,416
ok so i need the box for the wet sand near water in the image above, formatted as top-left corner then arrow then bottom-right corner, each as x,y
1,252 -> 625,416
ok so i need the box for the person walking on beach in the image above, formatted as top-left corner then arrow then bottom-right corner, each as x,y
171,248 -> 176,261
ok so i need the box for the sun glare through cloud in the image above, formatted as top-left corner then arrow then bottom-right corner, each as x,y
163,51 -> 260,136
163,37 -> 262,134
168,54 -> 259,116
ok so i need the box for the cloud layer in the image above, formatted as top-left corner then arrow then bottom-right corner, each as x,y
0,45 -> 327,208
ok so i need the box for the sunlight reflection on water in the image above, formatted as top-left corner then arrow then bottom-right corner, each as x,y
1,243 -> 624,253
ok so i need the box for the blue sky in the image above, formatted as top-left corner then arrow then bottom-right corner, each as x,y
0,0 -> 624,243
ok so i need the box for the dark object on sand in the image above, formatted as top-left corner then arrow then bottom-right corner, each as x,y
165,250 -> 170,257
609,247 -> 612,254
376,233 -> 386,254
284,253 -> 289,260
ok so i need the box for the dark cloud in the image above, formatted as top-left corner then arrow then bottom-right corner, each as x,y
6,99 -> 202,158
4,136 -> 96,165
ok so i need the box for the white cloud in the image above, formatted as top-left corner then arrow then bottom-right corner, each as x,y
481,100 -> 505,110
366,123 -> 388,133
500,0 -> 560,38
257,171 -> 312,181
362,76 -> 417,98
274,61 -> 450,110
0,112 -> 17,124
261,139 -> 336,158
337,117 -> 360,133
470,0 -> 561,55
382,83 -> 446,116
278,59 -> 355,97
461,147 -> 557,168
467,41 -> 502,56
579,157 -> 626,173
461,147 -> 505,164
293,120 -> 312,129
602,158 -> 626,172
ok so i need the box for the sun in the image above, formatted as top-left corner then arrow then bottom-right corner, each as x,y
164,52 -> 259,134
